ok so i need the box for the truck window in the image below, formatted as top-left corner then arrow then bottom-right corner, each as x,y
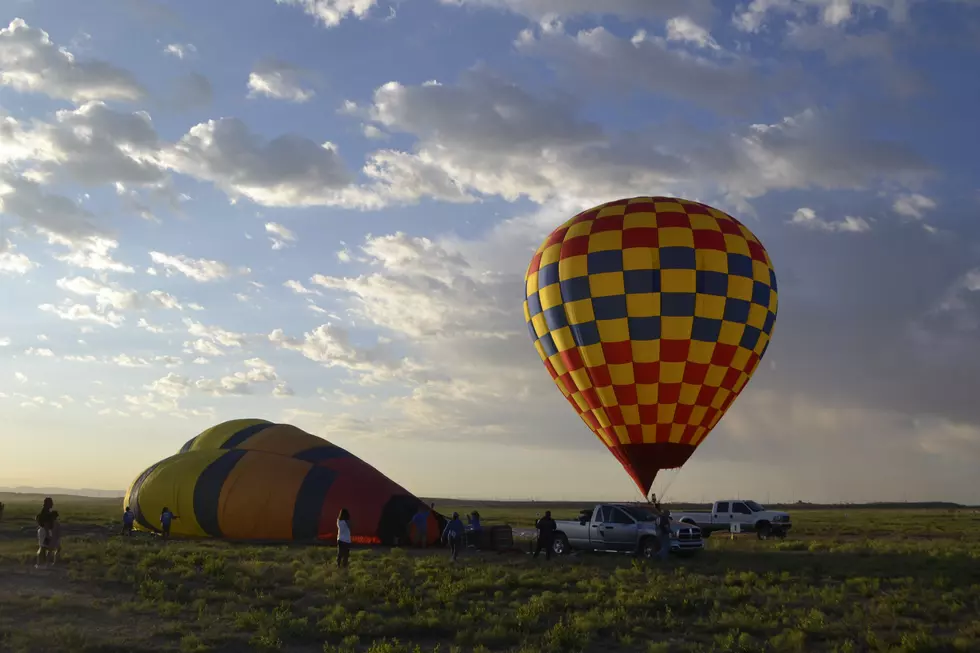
595,506 -> 610,522
608,508 -> 634,525
716,502 -> 729,513
733,503 -> 751,515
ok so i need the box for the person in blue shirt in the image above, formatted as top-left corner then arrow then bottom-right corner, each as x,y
160,507 -> 178,540
122,506 -> 135,536
410,505 -> 430,548
442,512 -> 464,561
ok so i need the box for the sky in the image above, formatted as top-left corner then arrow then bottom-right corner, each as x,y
2,0 -> 980,504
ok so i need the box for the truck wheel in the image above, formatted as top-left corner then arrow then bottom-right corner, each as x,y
639,537 -> 659,559
551,534 -> 568,556
756,522 -> 771,540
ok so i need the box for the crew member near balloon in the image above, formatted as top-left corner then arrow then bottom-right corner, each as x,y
533,511 -> 557,560
523,196 -> 778,497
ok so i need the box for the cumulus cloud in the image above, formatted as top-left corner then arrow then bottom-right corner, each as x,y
438,0 -> 715,22
788,207 -> 871,233
149,251 -> 242,282
893,193 -> 937,220
0,18 -> 145,102
163,43 -> 196,59
39,301 -> 124,327
351,71 -> 929,208
160,118 -> 362,207
515,22 -> 780,113
247,58 -> 315,102
0,101 -> 164,188
665,15 -> 721,49
0,239 -> 38,275
274,0 -> 380,27
0,174 -> 102,242
269,323 -> 419,384
265,222 -> 297,250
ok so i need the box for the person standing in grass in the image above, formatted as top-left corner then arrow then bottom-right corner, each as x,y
0,501 -> 5,522
336,508 -> 352,568
533,511 -> 557,560
443,512 -> 464,562
35,497 -> 54,568
122,506 -> 135,536
411,505 -> 430,548
160,507 -> 177,540
656,509 -> 672,562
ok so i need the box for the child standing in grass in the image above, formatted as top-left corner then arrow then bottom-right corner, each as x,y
336,508 -> 351,568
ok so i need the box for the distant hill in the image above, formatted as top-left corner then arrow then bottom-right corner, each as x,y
424,498 -> 974,510
0,486 -> 125,498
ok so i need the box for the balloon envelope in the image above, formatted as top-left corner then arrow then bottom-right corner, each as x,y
523,197 -> 778,495
125,418 -> 443,544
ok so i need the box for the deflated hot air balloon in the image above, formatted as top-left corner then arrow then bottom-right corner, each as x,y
523,197 -> 777,496
124,419 -> 443,544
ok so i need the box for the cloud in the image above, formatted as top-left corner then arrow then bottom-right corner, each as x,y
149,251 -> 242,282
0,174 -> 102,242
44,233 -> 133,273
0,101 -> 164,188
265,222 -> 297,250
39,301 -> 124,328
0,238 -> 38,275
732,0 -> 917,33
274,0 -> 380,27
352,71 -> 930,208
515,22 -> 781,114
269,323 -> 418,384
665,15 -> 721,49
284,279 -> 321,295
163,43 -> 196,59
438,0 -> 715,22
247,58 -> 316,102
893,193 -> 937,220
160,118 -> 362,207
0,18 -> 145,102
0,337 -> 10,347
788,207 -> 871,233
183,318 -> 248,353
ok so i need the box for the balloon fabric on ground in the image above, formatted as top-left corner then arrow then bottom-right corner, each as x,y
523,197 -> 778,496
124,418 -> 443,544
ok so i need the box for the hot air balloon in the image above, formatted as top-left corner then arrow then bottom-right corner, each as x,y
523,197 -> 777,496
124,418 -> 443,544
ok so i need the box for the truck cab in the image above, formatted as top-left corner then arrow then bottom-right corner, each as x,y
551,503 -> 704,558
674,500 -> 792,539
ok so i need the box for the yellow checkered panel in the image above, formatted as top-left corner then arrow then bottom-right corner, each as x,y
523,197 -> 777,494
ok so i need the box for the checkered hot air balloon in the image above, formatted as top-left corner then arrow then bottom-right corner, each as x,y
523,197 -> 778,496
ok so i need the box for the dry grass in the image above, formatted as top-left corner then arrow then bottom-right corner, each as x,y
1,496 -> 979,652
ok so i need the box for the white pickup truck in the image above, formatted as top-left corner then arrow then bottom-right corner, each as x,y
672,500 -> 792,539
550,503 -> 705,558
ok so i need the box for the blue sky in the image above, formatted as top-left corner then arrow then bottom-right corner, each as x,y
2,0 -> 980,503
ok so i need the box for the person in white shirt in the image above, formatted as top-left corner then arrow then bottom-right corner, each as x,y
336,508 -> 351,568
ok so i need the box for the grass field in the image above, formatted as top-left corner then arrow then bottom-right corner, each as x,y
1,495 -> 979,652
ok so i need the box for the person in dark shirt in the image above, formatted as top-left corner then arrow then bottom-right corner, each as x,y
35,498 -> 55,568
533,511 -> 557,560
442,512 -> 464,562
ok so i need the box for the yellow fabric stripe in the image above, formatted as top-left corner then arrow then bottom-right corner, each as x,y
189,418 -> 272,451
217,451 -> 310,540
238,424 -> 327,456
133,450 -> 225,537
